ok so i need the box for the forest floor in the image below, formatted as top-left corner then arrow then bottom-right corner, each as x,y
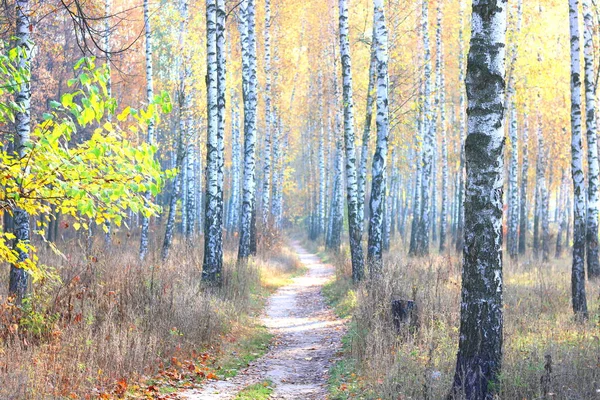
176,241 -> 346,400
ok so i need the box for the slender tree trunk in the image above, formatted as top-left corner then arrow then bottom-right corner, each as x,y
238,0 -> 258,261
417,0 -> 433,256
518,112 -> 529,254
436,4 -> 448,253
450,1 -> 506,398
9,0 -> 33,300
104,0 -> 113,247
582,0 -> 600,278
338,0 -> 365,281
507,100 -> 519,258
568,0 -> 589,318
261,0 -> 272,226
358,28 -> 377,229
202,0 -> 224,283
541,165 -> 550,262
556,170 -> 568,258
366,0 -> 389,273
533,120 -> 544,259
455,1 -> 466,253
139,0 -> 155,260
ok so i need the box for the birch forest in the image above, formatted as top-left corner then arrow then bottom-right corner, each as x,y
0,0 -> 599,399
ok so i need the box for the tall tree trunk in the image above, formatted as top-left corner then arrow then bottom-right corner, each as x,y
556,169 -> 568,258
261,0 -> 272,226
103,0 -> 113,247
139,0 -> 155,260
318,87 -> 326,236
518,112 -> 529,254
186,143 -> 197,237
507,101 -> 519,258
238,0 -> 258,261
9,0 -> 33,300
450,1 -> 506,398
366,0 -> 389,273
541,164 -> 550,262
568,0 -> 589,318
582,0 -> 600,278
203,0 -> 225,283
358,28 -> 377,229
417,0 -> 433,256
436,4 -> 448,253
338,0 -> 365,281
533,121 -> 544,259
455,0 -> 466,253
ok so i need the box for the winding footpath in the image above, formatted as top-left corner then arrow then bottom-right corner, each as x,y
178,242 -> 346,399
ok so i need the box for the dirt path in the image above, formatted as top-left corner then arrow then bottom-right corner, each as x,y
178,242 -> 345,399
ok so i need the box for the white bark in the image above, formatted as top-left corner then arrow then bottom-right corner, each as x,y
366,0 -> 389,272
139,0 -> 155,260
238,0 -> 258,260
452,1 -> 507,398
9,0 -> 33,299
339,0 -> 364,280
261,0 -> 272,225
582,0 -> 600,278
569,0 -> 589,317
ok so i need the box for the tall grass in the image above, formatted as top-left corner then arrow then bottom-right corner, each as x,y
0,229 -> 301,399
323,239 -> 600,399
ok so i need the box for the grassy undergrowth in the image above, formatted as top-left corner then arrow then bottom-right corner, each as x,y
0,231 -> 303,399
312,236 -> 600,399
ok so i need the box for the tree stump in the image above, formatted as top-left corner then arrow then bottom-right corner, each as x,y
391,298 -> 417,333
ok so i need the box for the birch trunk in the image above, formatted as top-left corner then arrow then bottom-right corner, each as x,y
556,170 -> 568,257
436,4 -> 448,253
238,0 -> 258,260
339,0 -> 364,281
568,0 -> 589,318
533,120 -> 544,259
518,112 -> 529,254
417,0 -> 433,256
582,0 -> 600,278
261,0 -> 272,226
451,1 -> 506,398
9,0 -> 33,300
227,97 -> 241,233
366,0 -> 389,273
455,1 -> 466,253
203,0 -> 225,283
358,28 -> 377,228
139,0 -> 155,260
507,101 -> 519,258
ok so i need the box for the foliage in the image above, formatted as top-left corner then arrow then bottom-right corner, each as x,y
0,55 -> 173,281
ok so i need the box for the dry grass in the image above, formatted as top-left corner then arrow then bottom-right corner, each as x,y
322,239 -> 600,400
0,229 -> 302,399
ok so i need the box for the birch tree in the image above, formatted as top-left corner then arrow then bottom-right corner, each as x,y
358,28 -> 377,228
261,0 -> 273,226
238,0 -> 258,260
9,0 -> 33,300
366,0 -> 389,272
518,112 -> 529,254
338,0 -> 364,281
203,0 -> 224,283
139,0 -> 155,260
436,4 -> 449,252
568,0 -> 588,318
417,0 -> 433,256
451,1 -> 507,398
582,0 -> 600,278
455,0 -> 466,253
